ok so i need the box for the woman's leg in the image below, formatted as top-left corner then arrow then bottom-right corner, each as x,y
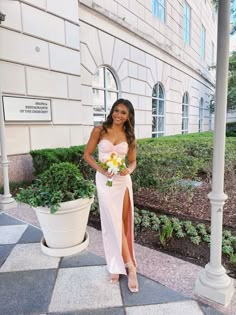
122,188 -> 139,292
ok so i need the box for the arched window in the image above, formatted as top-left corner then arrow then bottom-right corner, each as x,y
152,83 -> 165,137
199,97 -> 204,132
92,66 -> 119,126
182,92 -> 189,134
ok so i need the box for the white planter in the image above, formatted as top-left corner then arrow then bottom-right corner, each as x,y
34,197 -> 94,256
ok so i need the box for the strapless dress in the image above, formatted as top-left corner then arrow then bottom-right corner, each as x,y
96,139 -> 136,275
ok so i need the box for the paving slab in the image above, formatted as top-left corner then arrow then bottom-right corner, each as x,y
0,244 -> 14,267
60,249 -> 106,268
0,212 -> 26,225
49,266 -> 123,313
50,307 -> 125,315
125,300 -> 204,315
0,269 -> 57,315
0,243 -> 60,272
120,273 -> 188,306
0,224 -> 27,244
18,224 -> 43,243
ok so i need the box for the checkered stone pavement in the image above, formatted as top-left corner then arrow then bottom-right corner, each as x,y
0,212 -> 224,315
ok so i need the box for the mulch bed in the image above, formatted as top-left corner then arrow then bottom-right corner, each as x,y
133,180 -> 236,228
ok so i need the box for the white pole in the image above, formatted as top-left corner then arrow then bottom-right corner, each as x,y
195,0 -> 235,306
0,86 -> 17,210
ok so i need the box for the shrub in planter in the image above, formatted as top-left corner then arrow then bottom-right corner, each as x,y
16,162 -> 96,214
16,162 -> 96,255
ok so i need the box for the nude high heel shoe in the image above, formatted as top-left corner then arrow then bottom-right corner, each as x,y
125,261 -> 139,293
110,274 -> 119,284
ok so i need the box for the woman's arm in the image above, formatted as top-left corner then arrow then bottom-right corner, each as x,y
83,127 -> 102,171
83,127 -> 112,177
120,141 -> 137,176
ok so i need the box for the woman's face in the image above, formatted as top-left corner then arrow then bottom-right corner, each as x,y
112,104 -> 129,126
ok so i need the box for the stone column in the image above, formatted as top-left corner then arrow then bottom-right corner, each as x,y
0,87 -> 17,210
195,0 -> 235,306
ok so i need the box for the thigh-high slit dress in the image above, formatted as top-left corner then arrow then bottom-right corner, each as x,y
96,139 -> 137,275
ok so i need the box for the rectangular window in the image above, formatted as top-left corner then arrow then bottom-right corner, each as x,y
200,24 -> 206,60
183,1 -> 191,45
182,107 -> 189,134
182,93 -> 189,134
152,0 -> 165,22
199,99 -> 204,132
152,100 -> 165,137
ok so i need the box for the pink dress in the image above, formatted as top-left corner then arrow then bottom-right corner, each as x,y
96,139 -> 136,275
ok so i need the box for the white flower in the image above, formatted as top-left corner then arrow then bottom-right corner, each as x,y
113,167 -> 119,174
116,156 -> 122,163
108,166 -> 119,174
107,161 -> 113,168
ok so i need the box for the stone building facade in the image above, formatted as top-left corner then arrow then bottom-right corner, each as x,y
0,0 -> 217,183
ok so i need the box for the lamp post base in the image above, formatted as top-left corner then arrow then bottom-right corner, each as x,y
195,263 -> 235,306
0,196 -> 17,211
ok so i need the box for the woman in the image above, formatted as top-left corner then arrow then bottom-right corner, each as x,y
83,99 -> 139,293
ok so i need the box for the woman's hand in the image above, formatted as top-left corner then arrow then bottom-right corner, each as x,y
119,168 -> 131,176
105,171 -> 114,178
98,167 -> 114,178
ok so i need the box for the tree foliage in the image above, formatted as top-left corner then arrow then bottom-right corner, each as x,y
211,0 -> 236,34
210,52 -> 236,111
227,51 -> 236,110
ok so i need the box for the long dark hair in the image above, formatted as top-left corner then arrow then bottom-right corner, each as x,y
102,99 -> 135,147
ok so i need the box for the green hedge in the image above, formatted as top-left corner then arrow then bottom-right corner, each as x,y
226,122 -> 236,137
30,145 -> 97,180
132,132 -> 214,190
226,122 -> 236,131
30,131 -> 236,192
226,130 -> 236,137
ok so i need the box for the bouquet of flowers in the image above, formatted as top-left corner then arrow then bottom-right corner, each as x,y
99,152 -> 126,187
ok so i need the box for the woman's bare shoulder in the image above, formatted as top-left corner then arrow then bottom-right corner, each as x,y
94,125 -> 103,132
92,125 -> 103,135
90,125 -> 103,141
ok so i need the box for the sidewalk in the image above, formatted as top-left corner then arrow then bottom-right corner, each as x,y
0,204 -> 235,315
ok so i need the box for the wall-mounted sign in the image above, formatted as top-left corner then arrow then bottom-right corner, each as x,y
2,96 -> 52,122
